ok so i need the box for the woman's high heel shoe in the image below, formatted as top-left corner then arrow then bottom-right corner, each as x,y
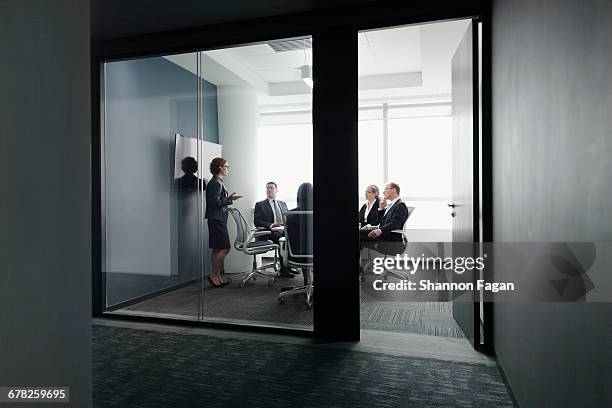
208,276 -> 222,288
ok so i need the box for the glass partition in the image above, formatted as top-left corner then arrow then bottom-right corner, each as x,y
102,37 -> 314,330
102,52 -> 204,319
199,38 -> 314,329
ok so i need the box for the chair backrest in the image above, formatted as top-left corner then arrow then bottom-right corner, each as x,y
283,210 -> 313,267
228,208 -> 249,246
400,206 -> 416,244
404,206 -> 416,229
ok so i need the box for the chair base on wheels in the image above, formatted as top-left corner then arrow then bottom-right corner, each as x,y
240,255 -> 279,288
277,268 -> 313,308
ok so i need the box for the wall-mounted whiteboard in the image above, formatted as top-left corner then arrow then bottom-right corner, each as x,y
174,134 -> 223,180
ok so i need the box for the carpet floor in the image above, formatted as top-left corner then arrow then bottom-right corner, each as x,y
93,324 -> 513,408
121,274 -> 464,338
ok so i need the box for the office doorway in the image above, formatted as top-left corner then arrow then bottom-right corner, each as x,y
358,19 -> 486,350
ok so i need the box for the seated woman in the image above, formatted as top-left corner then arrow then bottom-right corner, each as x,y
359,184 -> 380,228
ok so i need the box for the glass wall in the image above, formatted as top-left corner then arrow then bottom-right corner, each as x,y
103,52 -> 204,318
199,39 -> 313,329
102,37 -> 314,330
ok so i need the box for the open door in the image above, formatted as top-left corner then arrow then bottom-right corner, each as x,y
450,20 -> 482,349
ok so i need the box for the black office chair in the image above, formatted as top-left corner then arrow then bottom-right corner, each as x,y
278,210 -> 314,308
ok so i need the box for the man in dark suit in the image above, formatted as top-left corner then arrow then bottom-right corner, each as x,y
254,182 -> 292,276
360,182 -> 409,244
254,181 -> 289,242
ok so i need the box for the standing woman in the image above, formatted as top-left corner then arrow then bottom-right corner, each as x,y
205,157 -> 242,287
359,185 -> 380,228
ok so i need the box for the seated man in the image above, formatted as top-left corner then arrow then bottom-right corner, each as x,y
360,182 -> 408,245
254,181 -> 292,276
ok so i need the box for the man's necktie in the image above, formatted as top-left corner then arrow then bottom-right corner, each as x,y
273,200 -> 283,223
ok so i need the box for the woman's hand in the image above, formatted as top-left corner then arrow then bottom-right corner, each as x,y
379,199 -> 387,209
229,192 -> 242,201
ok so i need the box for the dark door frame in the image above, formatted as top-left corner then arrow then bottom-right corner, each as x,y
92,0 -> 493,344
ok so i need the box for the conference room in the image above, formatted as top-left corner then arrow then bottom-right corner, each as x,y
101,37 -> 315,329
100,19 -> 474,341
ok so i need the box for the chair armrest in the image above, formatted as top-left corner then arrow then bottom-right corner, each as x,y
245,229 -> 270,245
391,229 -> 409,244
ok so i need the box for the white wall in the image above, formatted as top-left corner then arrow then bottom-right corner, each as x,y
217,85 -> 260,273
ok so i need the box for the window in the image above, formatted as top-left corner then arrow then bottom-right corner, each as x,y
358,120 -> 384,198
388,116 -> 452,199
258,122 -> 313,209
259,105 -> 453,230
388,115 -> 452,229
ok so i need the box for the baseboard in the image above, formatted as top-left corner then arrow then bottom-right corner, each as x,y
106,277 -> 201,312
495,356 -> 521,408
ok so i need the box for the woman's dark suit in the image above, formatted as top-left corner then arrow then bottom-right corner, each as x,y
359,199 -> 380,227
205,175 -> 233,249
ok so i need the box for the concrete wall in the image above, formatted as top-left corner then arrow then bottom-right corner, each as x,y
0,0 -> 92,406
491,0 -> 612,406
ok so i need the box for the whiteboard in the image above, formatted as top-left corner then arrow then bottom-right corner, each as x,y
174,134 -> 223,180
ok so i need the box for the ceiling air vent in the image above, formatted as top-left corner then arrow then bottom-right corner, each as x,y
268,38 -> 312,52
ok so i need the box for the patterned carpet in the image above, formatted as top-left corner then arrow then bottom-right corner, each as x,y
121,276 -> 464,338
93,325 -> 513,408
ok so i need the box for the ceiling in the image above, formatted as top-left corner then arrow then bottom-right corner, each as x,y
164,19 -> 471,108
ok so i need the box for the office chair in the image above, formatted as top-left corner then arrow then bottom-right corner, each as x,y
278,210 -> 314,309
366,206 -> 416,281
229,208 -> 279,287
359,207 -> 415,282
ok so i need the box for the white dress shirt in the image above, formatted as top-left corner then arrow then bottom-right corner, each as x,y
383,197 -> 400,215
363,200 -> 376,224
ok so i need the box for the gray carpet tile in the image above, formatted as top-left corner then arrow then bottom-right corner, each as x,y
93,325 -> 513,408
121,276 -> 464,338
124,275 -> 313,326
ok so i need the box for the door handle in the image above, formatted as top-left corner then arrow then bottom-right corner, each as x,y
447,203 -> 456,208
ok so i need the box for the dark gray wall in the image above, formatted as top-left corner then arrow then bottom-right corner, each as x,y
0,0 -> 91,406
91,0 -> 385,40
104,56 -> 218,306
491,0 -> 612,406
